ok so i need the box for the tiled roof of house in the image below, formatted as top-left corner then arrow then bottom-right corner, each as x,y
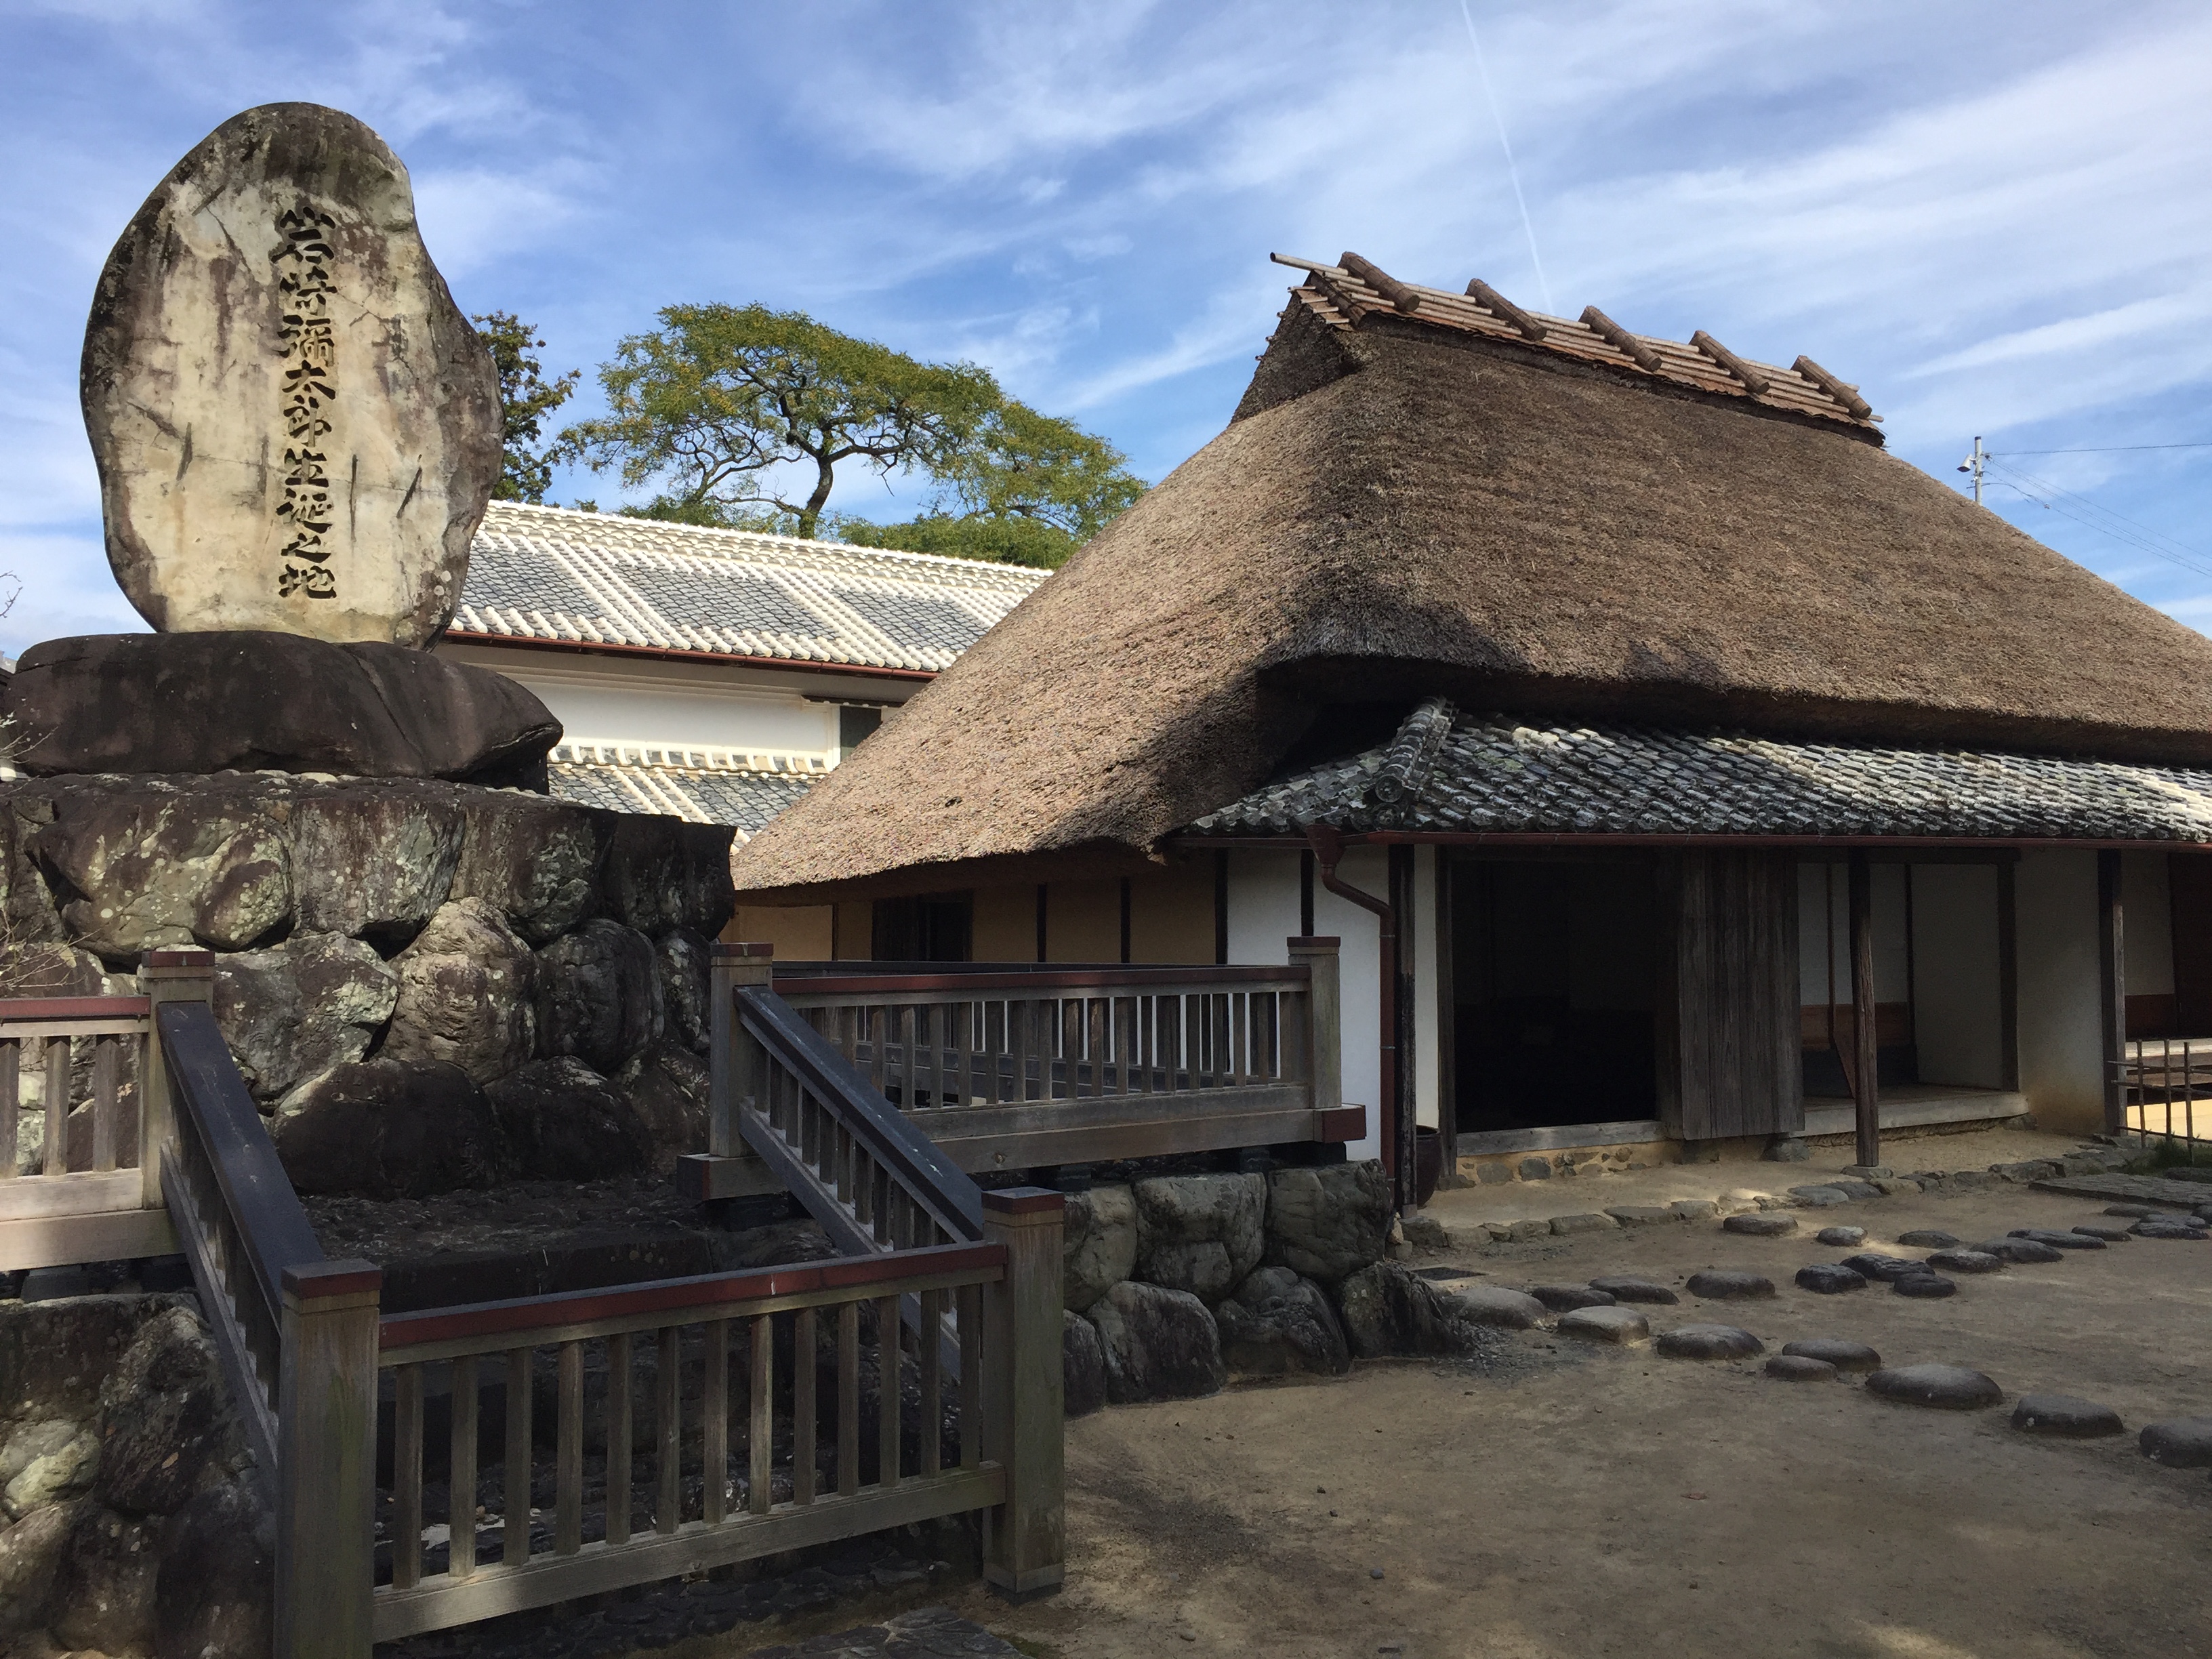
452,501 -> 1050,672
1272,251 -> 1878,432
1189,700 -> 2212,842
546,741 -> 823,837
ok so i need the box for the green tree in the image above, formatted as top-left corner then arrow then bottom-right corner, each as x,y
838,401 -> 1147,568
472,312 -> 581,504
555,304 -> 1145,559
557,304 -> 1004,540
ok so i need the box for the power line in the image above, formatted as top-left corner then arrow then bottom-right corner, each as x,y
1996,442 -> 2212,455
1982,456 -> 2212,582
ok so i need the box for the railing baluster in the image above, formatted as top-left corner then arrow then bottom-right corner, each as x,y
1015,999 -> 1034,1102
606,1332 -> 633,1547
43,1035 -> 67,1174
838,1302 -> 861,1496
393,1364 -> 424,1590
877,1294 -> 901,1489
704,1318 -> 729,1525
869,1005 -> 888,1100
556,1341 -> 583,1555
794,1306 -> 817,1505
449,1355 -> 478,1580
1,1038 -> 16,1179
656,1326 -> 682,1534
504,1345 -> 533,1566
899,1004 -> 916,1106
958,1284 -> 982,1471
750,1313 -> 773,1515
920,1288 -> 943,1477
91,1035 -> 118,1172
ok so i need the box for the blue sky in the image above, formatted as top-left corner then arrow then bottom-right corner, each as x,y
4,1 -> 2211,653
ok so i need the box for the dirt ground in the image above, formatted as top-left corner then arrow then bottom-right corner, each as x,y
951,1173 -> 2212,1659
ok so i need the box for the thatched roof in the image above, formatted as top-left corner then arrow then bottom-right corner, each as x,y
731,259 -> 2212,902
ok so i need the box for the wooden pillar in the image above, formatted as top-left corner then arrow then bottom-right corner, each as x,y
1433,855 -> 1456,1172
1289,935 -> 1343,1128
2098,849 -> 2127,1134
1996,858 -> 2020,1092
980,1187 -> 1065,1601
708,943 -> 774,1160
139,949 -> 215,1212
1389,845 -> 1417,1205
274,1258 -> 384,1659
1848,850 -> 1879,1169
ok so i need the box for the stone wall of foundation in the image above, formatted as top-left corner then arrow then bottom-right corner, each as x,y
0,772 -> 733,1197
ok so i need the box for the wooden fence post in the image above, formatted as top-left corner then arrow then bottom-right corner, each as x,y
275,1258 -> 383,1659
711,943 -> 775,1160
139,949 -> 215,1214
980,1187 -> 1064,1601
1288,936 -> 1343,1120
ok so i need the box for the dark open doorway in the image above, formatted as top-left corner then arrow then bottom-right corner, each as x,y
1448,854 -> 1658,1132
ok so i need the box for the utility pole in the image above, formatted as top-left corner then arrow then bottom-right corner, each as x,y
1957,436 -> 1986,505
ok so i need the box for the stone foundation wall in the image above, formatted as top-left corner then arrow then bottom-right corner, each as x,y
0,1292 -> 269,1658
1058,1160 -> 1440,1411
0,773 -> 734,1196
1456,1141 -> 1675,1186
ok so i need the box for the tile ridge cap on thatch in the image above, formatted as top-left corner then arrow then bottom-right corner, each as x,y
1269,252 -> 1879,433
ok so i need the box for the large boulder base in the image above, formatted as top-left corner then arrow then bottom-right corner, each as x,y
535,919 -> 666,1078
274,1057 -> 514,1198
1063,1185 -> 1138,1315
1086,1282 -> 1225,1404
485,1056 -> 653,1182
82,102 -> 499,647
213,932 -> 396,1104
1133,1172 -> 1265,1305
382,898 -> 537,1083
1337,1263 -> 1500,1359
5,633 -> 557,787
1214,1267 -> 1351,1377
1264,1160 -> 1391,1285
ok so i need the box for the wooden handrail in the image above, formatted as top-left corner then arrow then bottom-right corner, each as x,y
0,995 -> 152,1021
158,1001 -> 325,1318
379,1240 -> 1005,1355
775,964 -> 1308,995
736,985 -> 985,1242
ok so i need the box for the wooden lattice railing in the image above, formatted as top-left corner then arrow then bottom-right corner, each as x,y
681,939 -> 1360,1212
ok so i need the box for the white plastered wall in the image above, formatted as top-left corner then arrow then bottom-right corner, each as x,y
1908,865 -> 2003,1088
1227,846 -> 1385,1160
1413,846 -> 1440,1130
2016,848 -> 2105,1134
1795,861 -> 1911,1002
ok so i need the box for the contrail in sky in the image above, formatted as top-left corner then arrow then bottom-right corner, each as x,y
1458,1 -> 1555,314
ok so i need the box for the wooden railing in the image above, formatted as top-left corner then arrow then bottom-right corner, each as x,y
0,949 -> 223,1273
682,939 -> 1358,1206
136,951 -> 1064,1655
369,1191 -> 1063,1642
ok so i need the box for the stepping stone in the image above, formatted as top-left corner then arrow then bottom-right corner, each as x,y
1604,1206 -> 1676,1227
1831,1179 -> 1882,1202
1892,1272 -> 1957,1299
1685,1269 -> 1775,1300
1589,1275 -> 1679,1305
1723,1213 -> 1797,1237
1794,1264 -> 1868,1294
2011,1394 -> 2124,1438
1815,1225 -> 1866,1247
1766,1355 -> 1837,1382
1841,1253 -> 1927,1283
1557,1305 -> 1650,1345
1974,1239 -> 2066,1263
1528,1284 -> 1616,1312
2139,1418 -> 2212,1467
2103,1203 -> 2158,1217
1897,1230 -> 1961,1249
1669,1199 -> 1718,1221
1656,1324 -> 1764,1361
1866,1364 -> 2003,1410
1927,1249 -> 2005,1274
1780,1338 -> 1881,1372
2133,1220 -> 2210,1240
2070,1225 -> 2131,1242
2009,1228 -> 2104,1250
1450,1286 -> 1550,1329
1788,1186 -> 1851,1208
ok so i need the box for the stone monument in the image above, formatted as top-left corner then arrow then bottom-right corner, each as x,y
83,102 -> 499,647
0,104 -> 731,1193
3,102 -> 557,785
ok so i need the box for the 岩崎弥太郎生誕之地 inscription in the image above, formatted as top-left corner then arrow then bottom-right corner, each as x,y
273,204 -> 338,601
